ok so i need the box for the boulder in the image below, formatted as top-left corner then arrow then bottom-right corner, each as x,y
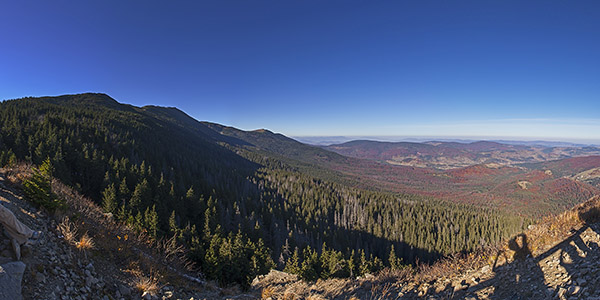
0,261 -> 26,300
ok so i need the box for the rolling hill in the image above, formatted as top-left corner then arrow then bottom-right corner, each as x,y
324,139 -> 600,170
1,93 -> 598,287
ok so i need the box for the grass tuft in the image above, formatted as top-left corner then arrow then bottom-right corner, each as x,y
133,274 -> 160,295
261,287 -> 275,299
77,232 -> 96,251
57,217 -> 78,245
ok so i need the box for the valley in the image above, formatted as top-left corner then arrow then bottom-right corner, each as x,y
0,94 -> 599,292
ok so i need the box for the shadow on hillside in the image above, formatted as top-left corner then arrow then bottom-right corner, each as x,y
421,207 -> 600,299
284,222 -> 444,271
391,205 -> 600,299
330,227 -> 443,265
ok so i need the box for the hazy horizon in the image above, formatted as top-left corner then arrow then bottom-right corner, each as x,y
292,135 -> 600,146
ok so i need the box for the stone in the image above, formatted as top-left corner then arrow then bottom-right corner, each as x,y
35,272 -> 46,283
0,261 -> 26,300
568,286 -> 581,295
453,284 -> 467,292
0,249 -> 11,257
85,276 -> 93,287
119,284 -> 131,296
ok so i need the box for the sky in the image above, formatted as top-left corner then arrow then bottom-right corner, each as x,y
1,1 -> 600,142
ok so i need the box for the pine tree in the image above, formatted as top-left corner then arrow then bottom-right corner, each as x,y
168,210 -> 178,236
145,205 -> 160,239
134,211 -> 144,232
358,249 -> 370,276
300,246 -> 320,281
101,183 -> 118,213
129,179 -> 149,212
23,158 -> 63,210
118,177 -> 130,209
284,248 -> 301,275
347,250 -> 356,278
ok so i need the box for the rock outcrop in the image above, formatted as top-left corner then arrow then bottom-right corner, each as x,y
0,261 -> 26,300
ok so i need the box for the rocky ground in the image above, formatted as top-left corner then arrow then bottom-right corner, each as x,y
404,224 -> 600,299
0,172 -> 140,300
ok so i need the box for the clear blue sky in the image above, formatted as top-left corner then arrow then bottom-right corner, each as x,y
1,1 -> 599,142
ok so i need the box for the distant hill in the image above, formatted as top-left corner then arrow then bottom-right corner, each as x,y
324,139 -> 600,170
1,93 -> 598,288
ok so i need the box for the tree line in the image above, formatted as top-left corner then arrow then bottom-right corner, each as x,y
0,94 -> 527,286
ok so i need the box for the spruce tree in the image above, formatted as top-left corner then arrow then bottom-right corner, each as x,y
284,248 -> 301,275
101,183 -> 118,214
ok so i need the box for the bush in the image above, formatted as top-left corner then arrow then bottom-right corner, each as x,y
23,158 -> 65,211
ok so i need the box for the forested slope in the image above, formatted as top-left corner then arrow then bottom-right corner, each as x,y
0,93 -> 527,285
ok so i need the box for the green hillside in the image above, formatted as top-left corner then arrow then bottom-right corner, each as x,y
0,93 -> 527,286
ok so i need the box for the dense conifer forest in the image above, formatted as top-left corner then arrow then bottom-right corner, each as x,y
0,94 -> 527,286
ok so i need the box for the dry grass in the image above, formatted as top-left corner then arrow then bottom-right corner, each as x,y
282,291 -> 297,300
156,233 -> 188,263
261,287 -> 275,299
375,267 -> 413,284
133,274 -> 160,295
125,266 -> 161,296
57,216 -> 78,245
76,232 -> 96,251
369,283 -> 398,300
412,248 -> 492,284
4,163 -> 33,186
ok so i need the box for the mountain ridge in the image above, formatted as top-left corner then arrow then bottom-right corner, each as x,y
1,93 -> 599,293
324,139 -> 600,170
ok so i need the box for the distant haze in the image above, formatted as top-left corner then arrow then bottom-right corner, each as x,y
294,136 -> 600,147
